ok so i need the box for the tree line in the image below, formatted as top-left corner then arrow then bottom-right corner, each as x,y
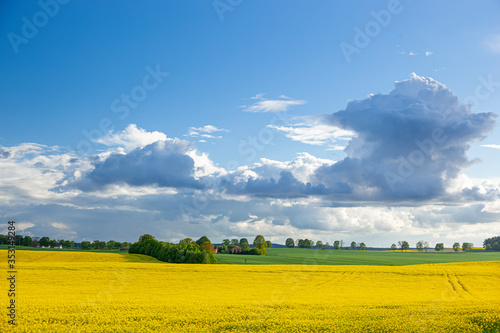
483,236 -> 500,251
0,234 -> 130,250
218,235 -> 269,255
284,238 -> 366,250
390,240 -> 475,252
128,234 -> 218,264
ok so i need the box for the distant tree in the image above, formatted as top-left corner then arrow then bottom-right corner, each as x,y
99,241 -> 106,250
40,237 -> 50,247
285,238 -> 294,248
350,241 -> 356,250
462,242 -> 473,252
107,240 -> 116,250
266,240 -> 272,248
239,238 -> 249,247
23,236 -> 32,247
92,240 -> 100,250
241,242 -> 250,252
452,242 -> 460,252
81,241 -> 91,250
196,236 -> 211,246
423,241 -> 429,253
398,241 -> 409,252
0,235 -> 7,244
360,242 -> 366,250
435,243 -> 444,252
391,244 -> 397,252
333,240 -> 340,250
199,241 -> 216,254
179,238 -> 195,245
222,239 -> 230,246
49,239 -> 57,248
325,242 -> 330,249
416,241 -> 424,253
340,240 -> 344,250
486,244 -> 492,251
122,242 -> 129,249
15,235 -> 23,246
493,242 -> 500,251
114,242 -> 121,249
253,235 -> 267,255
483,236 -> 500,250
231,239 -> 239,247
316,240 -> 324,249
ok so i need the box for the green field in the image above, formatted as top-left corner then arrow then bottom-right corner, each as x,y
215,247 -> 500,266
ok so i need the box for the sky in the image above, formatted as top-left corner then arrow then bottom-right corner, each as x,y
1,0 -> 500,247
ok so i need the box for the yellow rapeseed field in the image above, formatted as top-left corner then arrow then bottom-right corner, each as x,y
2,250 -> 499,332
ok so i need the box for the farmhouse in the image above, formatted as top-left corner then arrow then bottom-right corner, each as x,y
231,245 -> 241,254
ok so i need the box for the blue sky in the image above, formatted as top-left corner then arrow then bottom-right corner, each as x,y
1,0 -> 499,247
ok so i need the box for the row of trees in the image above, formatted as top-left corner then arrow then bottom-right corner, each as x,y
0,234 -> 76,248
128,234 -> 218,264
391,241 -> 474,252
483,236 -> 500,251
219,236 -> 270,255
285,238 -> 366,250
80,240 -> 130,250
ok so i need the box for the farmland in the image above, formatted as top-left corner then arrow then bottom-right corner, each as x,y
2,250 -> 500,332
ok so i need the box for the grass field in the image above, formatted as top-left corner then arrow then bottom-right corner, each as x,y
2,250 -> 499,332
216,247 -> 500,265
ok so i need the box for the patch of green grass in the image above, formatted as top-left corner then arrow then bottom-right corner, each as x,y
215,248 -> 500,266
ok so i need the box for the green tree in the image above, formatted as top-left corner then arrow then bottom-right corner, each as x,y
462,242 -> 473,252
350,241 -> 356,250
334,240 -> 340,250
391,244 -> 397,252
63,240 -> 71,248
49,239 -> 57,248
70,240 -> 75,249
241,242 -> 250,252
231,239 -> 239,247
107,240 -> 116,250
493,242 -> 500,251
179,238 -> 195,245
452,242 -> 460,252
23,236 -> 32,247
285,238 -> 294,248
416,241 -> 424,253
316,240 -> 324,249
435,243 -> 444,252
360,242 -> 366,250
266,240 -> 272,248
196,236 -> 211,246
253,235 -> 267,255
239,238 -> 249,247
15,235 -> 24,246
398,241 -> 409,252
325,242 -> 330,249
81,241 -> 91,250
222,239 -> 230,246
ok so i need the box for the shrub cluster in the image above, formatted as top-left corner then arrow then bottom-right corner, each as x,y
129,234 -> 217,264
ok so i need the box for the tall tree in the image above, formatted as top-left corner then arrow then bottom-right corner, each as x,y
350,241 -> 356,250
452,242 -> 460,252
398,241 -> 409,252
360,242 -> 366,250
334,240 -> 340,250
49,239 -> 57,248
196,236 -> 211,246
222,239 -> 230,246
391,244 -> 397,252
231,239 -> 239,247
239,238 -> 249,247
266,240 -> 272,248
253,235 -> 267,255
81,241 -> 91,250
416,241 -> 424,253
107,240 -> 116,250
285,238 -> 294,248
316,240 -> 324,249
435,243 -> 444,252
23,236 -> 32,247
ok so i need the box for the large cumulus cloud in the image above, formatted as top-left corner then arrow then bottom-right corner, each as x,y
77,140 -> 203,191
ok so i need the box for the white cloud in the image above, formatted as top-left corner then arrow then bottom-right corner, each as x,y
268,116 -> 354,148
481,144 -> 500,149
425,51 -> 433,56
186,125 -> 229,140
94,124 -> 168,150
243,95 -> 306,112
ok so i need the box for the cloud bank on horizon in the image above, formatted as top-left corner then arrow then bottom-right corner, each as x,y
1,74 -> 499,245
